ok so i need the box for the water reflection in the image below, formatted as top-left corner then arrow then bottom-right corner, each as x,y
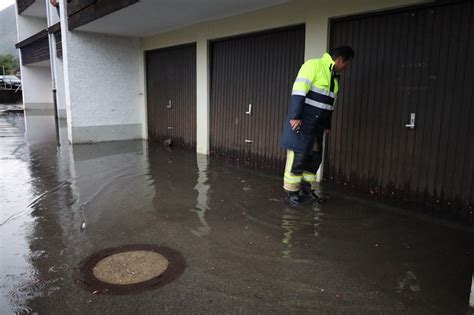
0,110 -> 65,314
24,111 -> 57,144
190,154 -> 210,237
280,204 -> 321,258
470,273 -> 474,309
397,270 -> 421,293
69,140 -> 154,237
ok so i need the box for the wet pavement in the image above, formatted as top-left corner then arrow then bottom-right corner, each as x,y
1,108 -> 473,314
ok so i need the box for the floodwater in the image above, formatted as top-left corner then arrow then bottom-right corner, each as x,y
1,108 -> 473,314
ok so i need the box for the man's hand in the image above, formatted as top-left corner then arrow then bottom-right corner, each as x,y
324,129 -> 330,134
290,119 -> 302,130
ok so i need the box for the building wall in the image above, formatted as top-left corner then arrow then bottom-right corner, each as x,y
55,57 -> 67,118
16,15 -> 47,42
140,0 -> 430,156
15,7 -> 52,110
20,65 -> 53,109
49,5 -> 60,26
59,0 -> 145,144
47,0 -> 67,119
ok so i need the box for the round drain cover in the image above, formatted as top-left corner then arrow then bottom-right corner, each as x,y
74,244 -> 186,294
93,250 -> 169,285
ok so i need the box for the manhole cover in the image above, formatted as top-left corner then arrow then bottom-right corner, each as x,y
93,250 -> 169,285
74,244 -> 186,294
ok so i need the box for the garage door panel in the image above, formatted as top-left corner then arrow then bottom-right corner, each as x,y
327,0 -> 473,221
146,44 -> 196,149
210,25 -> 305,172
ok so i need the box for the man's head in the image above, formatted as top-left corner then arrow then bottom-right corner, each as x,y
332,45 -> 355,73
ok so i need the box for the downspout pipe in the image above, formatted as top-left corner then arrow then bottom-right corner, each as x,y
46,0 -> 61,145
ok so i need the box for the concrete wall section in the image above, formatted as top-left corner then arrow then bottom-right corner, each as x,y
16,15 -> 47,42
195,38 -> 210,154
60,0 -> 145,143
15,5 -> 52,111
55,57 -> 67,118
20,65 -> 53,110
47,0 -> 67,119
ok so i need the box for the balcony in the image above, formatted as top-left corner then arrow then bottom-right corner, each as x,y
15,30 -> 50,65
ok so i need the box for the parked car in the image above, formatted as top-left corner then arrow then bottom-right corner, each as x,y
0,75 -> 21,89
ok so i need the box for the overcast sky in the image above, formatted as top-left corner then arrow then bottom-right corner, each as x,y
0,0 -> 15,11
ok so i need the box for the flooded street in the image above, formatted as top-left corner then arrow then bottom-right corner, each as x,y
1,109 -> 473,314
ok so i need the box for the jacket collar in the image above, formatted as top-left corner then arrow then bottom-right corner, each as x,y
321,52 -> 335,72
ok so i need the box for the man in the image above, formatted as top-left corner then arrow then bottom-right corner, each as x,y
280,46 -> 354,205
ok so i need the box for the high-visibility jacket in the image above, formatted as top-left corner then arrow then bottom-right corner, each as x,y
280,52 -> 339,153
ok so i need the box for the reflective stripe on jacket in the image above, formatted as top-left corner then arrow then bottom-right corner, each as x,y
288,52 -> 339,126
280,53 -> 339,153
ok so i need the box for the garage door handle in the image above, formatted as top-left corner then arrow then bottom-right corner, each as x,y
405,113 -> 415,129
245,104 -> 252,115
245,139 -> 253,143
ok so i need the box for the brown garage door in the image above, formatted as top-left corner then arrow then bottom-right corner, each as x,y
210,25 -> 305,172
146,43 -> 196,149
326,0 -> 474,223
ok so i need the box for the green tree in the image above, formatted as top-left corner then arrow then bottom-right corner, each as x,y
0,54 -> 20,75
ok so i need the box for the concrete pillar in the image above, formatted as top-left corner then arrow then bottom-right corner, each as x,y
47,0 -> 67,119
196,37 -> 210,155
305,18 -> 329,182
54,57 -> 67,118
15,12 -> 52,111
18,65 -> 53,110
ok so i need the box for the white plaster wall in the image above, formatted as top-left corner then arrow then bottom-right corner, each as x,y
46,0 -> 66,118
20,65 -> 53,107
141,0 -> 429,164
66,33 -> 142,126
15,6 -> 51,110
59,0 -> 73,142
55,57 -> 67,118
48,3 -> 60,26
58,0 -> 144,143
16,15 -> 47,42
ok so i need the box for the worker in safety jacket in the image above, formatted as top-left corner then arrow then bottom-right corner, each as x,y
280,46 -> 354,205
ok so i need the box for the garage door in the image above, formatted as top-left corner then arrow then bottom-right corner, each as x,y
210,25 -> 305,172
326,0 -> 473,222
146,43 -> 196,149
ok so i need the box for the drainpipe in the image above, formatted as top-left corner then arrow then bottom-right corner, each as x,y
46,0 -> 61,146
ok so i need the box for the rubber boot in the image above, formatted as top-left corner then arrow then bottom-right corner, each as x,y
301,182 -> 326,204
287,191 -> 304,205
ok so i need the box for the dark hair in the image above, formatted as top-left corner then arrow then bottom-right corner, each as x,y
332,45 -> 355,61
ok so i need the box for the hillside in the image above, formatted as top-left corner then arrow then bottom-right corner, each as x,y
0,5 -> 19,57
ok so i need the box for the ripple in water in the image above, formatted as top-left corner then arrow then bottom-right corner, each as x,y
14,306 -> 33,315
48,264 -> 69,273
